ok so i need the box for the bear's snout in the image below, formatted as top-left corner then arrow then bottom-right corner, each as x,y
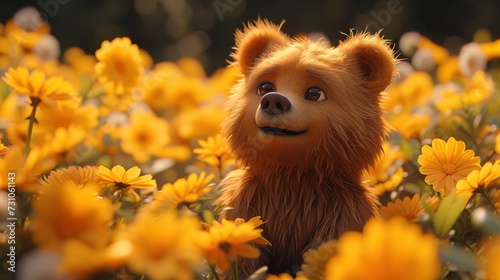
260,93 -> 291,115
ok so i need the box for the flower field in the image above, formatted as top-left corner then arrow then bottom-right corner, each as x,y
2,7 -> 500,280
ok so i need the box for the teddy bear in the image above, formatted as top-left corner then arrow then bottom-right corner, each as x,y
218,19 -> 396,276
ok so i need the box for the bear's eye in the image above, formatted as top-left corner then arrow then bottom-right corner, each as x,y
305,87 -> 326,101
257,82 -> 275,96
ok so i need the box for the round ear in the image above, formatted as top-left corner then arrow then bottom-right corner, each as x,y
231,19 -> 289,76
338,32 -> 396,93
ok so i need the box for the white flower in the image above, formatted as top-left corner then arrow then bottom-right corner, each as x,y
34,34 -> 60,61
395,61 -> 414,82
412,48 -> 435,72
399,31 -> 422,56
458,42 -> 487,78
13,7 -> 43,32
18,250 -> 68,280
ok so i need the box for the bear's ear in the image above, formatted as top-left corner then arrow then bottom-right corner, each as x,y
231,19 -> 289,76
337,31 -> 396,93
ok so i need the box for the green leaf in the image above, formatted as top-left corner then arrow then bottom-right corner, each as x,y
202,210 -> 215,225
439,246 -> 478,272
432,190 -> 468,238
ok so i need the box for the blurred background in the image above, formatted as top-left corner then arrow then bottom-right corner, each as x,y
1,0 -> 499,74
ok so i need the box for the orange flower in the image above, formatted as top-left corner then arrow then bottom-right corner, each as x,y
325,218 -> 440,280
154,172 -> 214,207
97,165 -> 156,202
198,216 -> 271,272
418,137 -> 480,194
94,37 -> 144,93
380,194 -> 426,222
2,66 -> 78,108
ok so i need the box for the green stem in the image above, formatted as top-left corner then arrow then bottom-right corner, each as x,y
80,78 -> 97,103
477,187 -> 498,215
230,261 -> 239,280
25,97 -> 41,156
208,262 -> 221,280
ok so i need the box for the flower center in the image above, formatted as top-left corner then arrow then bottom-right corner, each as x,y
114,60 -> 126,74
219,242 -> 232,253
115,182 -> 131,189
441,163 -> 457,175
135,131 -> 150,145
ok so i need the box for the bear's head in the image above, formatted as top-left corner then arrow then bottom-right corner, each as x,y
223,19 -> 396,180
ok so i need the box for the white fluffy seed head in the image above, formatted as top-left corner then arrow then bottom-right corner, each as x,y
34,34 -> 60,61
412,48 -> 436,72
13,7 -> 43,32
458,42 -> 487,78
395,61 -> 414,82
399,31 -> 422,56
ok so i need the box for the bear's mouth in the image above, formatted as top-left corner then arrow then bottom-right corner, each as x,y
260,126 -> 306,136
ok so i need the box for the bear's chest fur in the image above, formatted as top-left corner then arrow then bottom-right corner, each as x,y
218,168 -> 379,275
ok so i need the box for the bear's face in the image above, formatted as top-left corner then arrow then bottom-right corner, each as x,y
223,19 -> 395,177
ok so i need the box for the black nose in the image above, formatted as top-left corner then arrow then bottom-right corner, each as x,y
260,92 -> 291,115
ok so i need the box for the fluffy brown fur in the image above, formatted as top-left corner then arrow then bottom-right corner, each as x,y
218,19 -> 396,276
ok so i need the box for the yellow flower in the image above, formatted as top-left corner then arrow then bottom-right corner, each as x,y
380,194 -> 427,222
390,113 -> 431,140
456,161 -> 500,200
425,195 -> 441,212
418,137 -> 481,194
298,240 -> 338,280
43,125 -> 87,155
34,104 -> 99,134
463,70 -> 493,105
85,123 -> 121,156
97,165 -> 156,190
124,210 -> 203,280
198,216 -> 271,272
0,145 -> 56,192
59,238 -> 131,279
480,235 -> 500,279
0,141 -> 8,156
381,71 -> 433,113
434,86 -> 463,112
418,36 -> 449,64
363,142 -> 404,195
4,17 -> 48,51
94,37 -> 144,93
63,46 -> 86,64
155,172 -> 214,207
193,133 -> 235,170
140,70 -> 173,112
435,71 -> 493,111
168,77 -> 208,111
266,273 -> 308,280
40,165 -> 101,189
495,133 -> 500,155
173,105 -> 228,142
207,65 -> 240,96
120,110 -> 171,163
437,56 -> 460,83
31,182 -> 113,250
2,66 -> 78,108
177,57 -> 206,78
480,39 -> 500,60
371,167 -> 404,196
140,49 -> 154,69
325,218 -> 440,280
140,67 -> 210,114
98,91 -> 138,114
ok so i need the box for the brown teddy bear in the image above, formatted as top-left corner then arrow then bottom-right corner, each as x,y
218,19 -> 396,276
